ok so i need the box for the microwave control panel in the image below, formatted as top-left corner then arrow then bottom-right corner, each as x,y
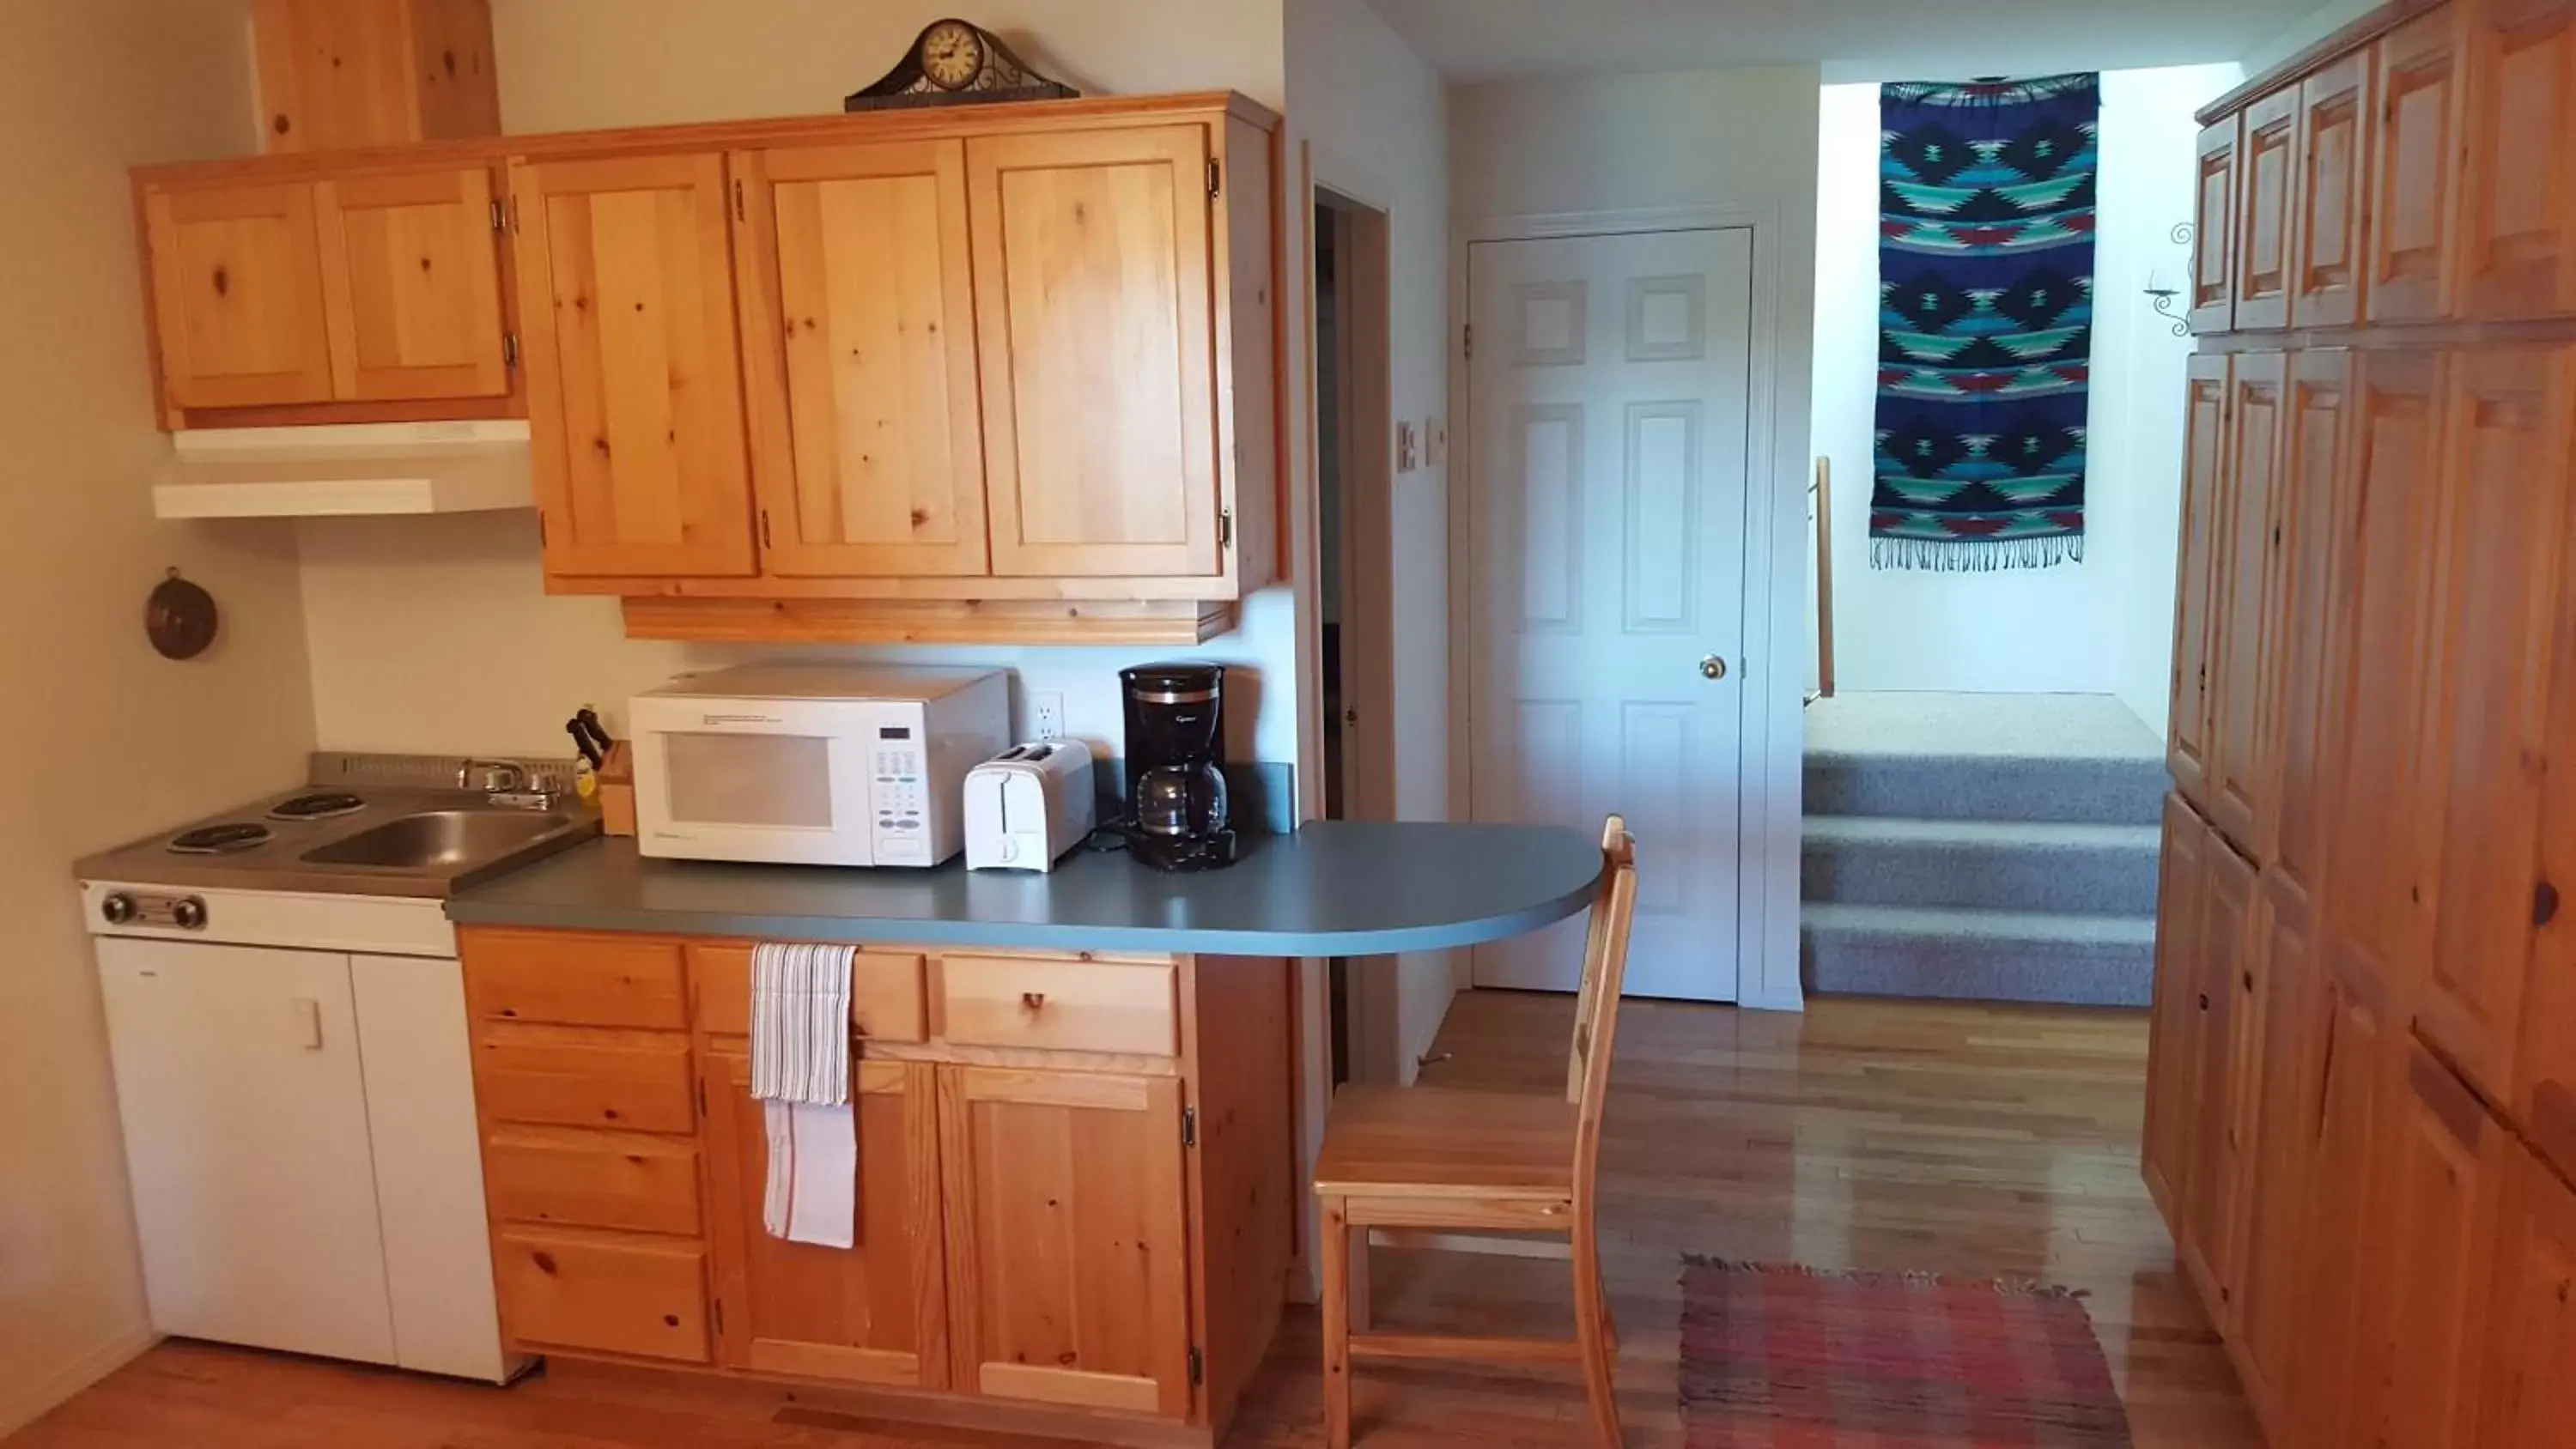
870,729 -> 930,864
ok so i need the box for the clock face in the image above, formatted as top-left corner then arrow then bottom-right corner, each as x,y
919,21 -> 985,90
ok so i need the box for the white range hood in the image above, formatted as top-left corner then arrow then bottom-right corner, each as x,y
152,420 -> 533,519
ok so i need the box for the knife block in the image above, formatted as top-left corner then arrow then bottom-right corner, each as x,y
598,742 -> 635,837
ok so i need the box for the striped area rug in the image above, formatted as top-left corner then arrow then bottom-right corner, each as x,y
1680,1258 -> 2131,1446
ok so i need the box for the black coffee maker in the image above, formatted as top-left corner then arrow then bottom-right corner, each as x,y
1120,662 -> 1236,871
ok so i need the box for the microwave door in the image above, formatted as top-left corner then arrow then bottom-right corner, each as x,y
640,712 -> 874,865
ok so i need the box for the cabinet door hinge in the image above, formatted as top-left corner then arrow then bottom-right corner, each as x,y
505,194 -> 520,234
535,511 -> 549,547
1463,324 -> 1473,359
712,1297 -> 725,1336
489,197 -> 506,233
758,510 -> 774,549
1182,1105 -> 1199,1148
1206,158 -> 1221,200
696,1077 -> 708,1117
502,331 -> 519,369
1187,1345 -> 1204,1386
733,177 -> 747,223
1217,509 -> 1233,550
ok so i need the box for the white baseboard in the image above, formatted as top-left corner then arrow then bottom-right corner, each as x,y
1737,985 -> 1809,1013
0,1322 -> 159,1437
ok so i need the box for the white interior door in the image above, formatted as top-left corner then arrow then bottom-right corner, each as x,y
96,938 -> 397,1361
1467,228 -> 1754,1000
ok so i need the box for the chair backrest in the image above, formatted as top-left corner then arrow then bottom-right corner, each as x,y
1564,816 -> 1638,1197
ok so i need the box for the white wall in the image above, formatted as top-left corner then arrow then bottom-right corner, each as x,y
1284,0 -> 1453,1077
2240,0 -> 2380,75
1452,67 -> 1821,1010
0,1 -> 320,1431
1809,64 -> 2238,723
291,0 -> 1297,773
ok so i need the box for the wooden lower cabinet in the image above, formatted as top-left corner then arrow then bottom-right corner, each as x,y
2480,1140 -> 2576,1446
491,1226 -> 713,1363
2361,1046 -> 2510,1449
2227,869 -> 2318,1428
2143,794 -> 2212,1223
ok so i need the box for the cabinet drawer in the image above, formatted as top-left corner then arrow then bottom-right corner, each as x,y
938,955 -> 1179,1057
484,1125 -> 702,1235
476,1024 -> 696,1133
493,1226 -> 710,1363
689,943 -> 927,1042
463,930 -> 687,1029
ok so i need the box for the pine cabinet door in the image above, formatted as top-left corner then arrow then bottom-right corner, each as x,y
699,1049 -> 947,1387
2365,1047 -> 2506,1449
2229,870 -> 2320,1430
2460,0 -> 2576,318
511,152 -> 756,579
2182,833 -> 2257,1320
2293,52 -> 2376,327
314,165 -> 510,401
734,141 -> 990,578
937,1066 -> 1194,1419
2191,118 -> 2241,333
143,181 -> 337,409
2521,488 -> 2576,1185
2233,90 -> 2300,330
2266,350 -> 2354,911
2415,347 -> 2573,1105
2479,1141 -> 2576,1447
2145,793 -> 2211,1228
2169,354 -> 2231,806
2370,6 -> 2470,322
2284,931 -> 2395,1449
967,125 -> 1224,579
2207,350 -> 2287,854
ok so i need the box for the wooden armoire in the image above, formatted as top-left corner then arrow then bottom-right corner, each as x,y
2146,0 -> 2576,1443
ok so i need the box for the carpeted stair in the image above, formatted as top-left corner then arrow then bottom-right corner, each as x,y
1801,693 -> 2166,1007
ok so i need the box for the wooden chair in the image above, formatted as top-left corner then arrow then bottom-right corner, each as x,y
1312,815 -> 1638,1449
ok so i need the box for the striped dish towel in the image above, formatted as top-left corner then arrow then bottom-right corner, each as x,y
750,942 -> 856,1248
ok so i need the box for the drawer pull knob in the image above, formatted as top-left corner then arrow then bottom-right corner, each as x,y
663,1313 -> 680,1327
1021,991 -> 1047,1011
532,1251 -> 557,1276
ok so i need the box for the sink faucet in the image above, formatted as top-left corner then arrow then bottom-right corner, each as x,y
459,758 -> 527,793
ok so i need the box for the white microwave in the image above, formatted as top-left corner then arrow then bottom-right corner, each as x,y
629,664 -> 1009,868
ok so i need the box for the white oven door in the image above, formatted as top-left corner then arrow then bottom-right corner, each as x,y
632,700 -> 875,865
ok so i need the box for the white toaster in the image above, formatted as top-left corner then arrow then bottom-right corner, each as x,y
963,741 -> 1097,872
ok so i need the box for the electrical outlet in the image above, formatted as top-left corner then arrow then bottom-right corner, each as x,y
1030,690 -> 1066,742
1397,420 -> 1420,472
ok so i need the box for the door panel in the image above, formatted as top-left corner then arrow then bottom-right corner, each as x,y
2268,349 -> 2354,908
143,182 -> 337,409
736,141 -> 989,578
2208,351 -> 2285,853
701,1049 -> 945,1386
2461,0 -> 2576,318
314,165 -> 510,401
2145,793 -> 2212,1226
2181,832 -> 2257,1318
2481,1141 -> 2576,1447
2294,52 -> 2376,327
2522,434 -> 2576,1183
2235,90 -> 2299,330
2416,347 -> 2573,1103
967,125 -> 1220,579
2192,118 -> 2241,332
2371,7 -> 2470,321
1465,229 -> 1753,1000
2230,870 -> 2318,1427
2366,1048 -> 2507,1449
94,939 -> 394,1362
511,151 -> 755,578
2285,931 -> 2394,1448
2169,354 -> 2231,807
938,1067 -> 1192,1419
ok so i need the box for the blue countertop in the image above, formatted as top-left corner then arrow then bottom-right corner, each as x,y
445,822 -> 1602,955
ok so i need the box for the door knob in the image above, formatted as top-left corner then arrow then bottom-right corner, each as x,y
1700,655 -> 1728,681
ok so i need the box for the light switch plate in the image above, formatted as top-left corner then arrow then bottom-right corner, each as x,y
1397,420 -> 1420,472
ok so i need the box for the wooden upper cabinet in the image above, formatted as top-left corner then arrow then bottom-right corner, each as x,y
699,1049 -> 947,1388
967,125 -> 1224,579
734,141 -> 990,578
143,182 -> 337,410
2415,347 -> 2573,1105
314,166 -> 508,401
2182,833 -> 2258,1319
2293,51 -> 2376,327
2370,4 -> 2470,322
2207,350 -> 2287,855
2266,349 -> 2355,911
2145,793 -> 2211,1227
511,152 -> 756,579
2460,0 -> 2576,317
2170,354 -> 2232,805
2480,1140 -> 2576,1446
2234,90 -> 2300,330
937,1066 -> 1193,1419
2366,1048 -> 2507,1449
253,0 -> 500,154
2523,482 -> 2576,1185
2192,118 -> 2243,333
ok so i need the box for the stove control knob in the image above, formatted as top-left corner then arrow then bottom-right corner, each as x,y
171,897 -> 208,931
100,894 -> 137,926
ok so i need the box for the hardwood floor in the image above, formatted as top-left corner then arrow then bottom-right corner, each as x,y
14,993 -> 2260,1448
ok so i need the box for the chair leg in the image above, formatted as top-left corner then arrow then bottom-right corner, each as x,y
1321,1196 -> 1354,1449
1570,1228 -> 1621,1449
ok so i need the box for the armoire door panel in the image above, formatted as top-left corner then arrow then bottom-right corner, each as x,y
2193,118 -> 2243,333
143,182 -> 337,410
2416,346 -> 2573,1105
2230,869 -> 2320,1429
2284,935 -> 2394,1448
2479,1141 -> 2576,1448
2267,349 -> 2354,909
2293,50 -> 2376,327
2366,1047 -> 2507,1449
2522,423 -> 2576,1183
2234,90 -> 2300,330
2146,792 -> 2213,1227
734,141 -> 991,579
2371,5 -> 2470,322
2460,0 -> 2576,318
966,125 -> 1222,579
2181,833 -> 2258,1319
510,151 -> 756,579
313,165 -> 511,402
2170,354 -> 2232,807
2208,350 -> 2286,854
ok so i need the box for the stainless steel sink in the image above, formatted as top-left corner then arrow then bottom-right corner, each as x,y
300,809 -> 576,870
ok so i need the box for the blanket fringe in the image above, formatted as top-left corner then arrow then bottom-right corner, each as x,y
1869,532 -> 2084,573
1680,1253 -> 2090,1301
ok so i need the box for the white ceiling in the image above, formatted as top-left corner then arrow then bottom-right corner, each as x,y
1362,0 -> 2318,82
